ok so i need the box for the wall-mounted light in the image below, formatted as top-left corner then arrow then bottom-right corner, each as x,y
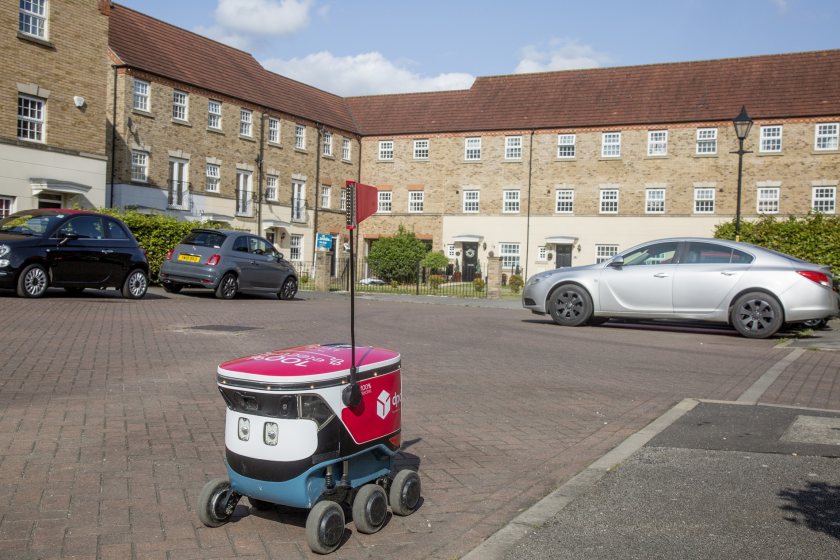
576,244 -> 581,252
73,96 -> 85,108
482,242 -> 487,250
280,231 -> 286,240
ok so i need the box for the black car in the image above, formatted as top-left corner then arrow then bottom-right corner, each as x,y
0,209 -> 149,299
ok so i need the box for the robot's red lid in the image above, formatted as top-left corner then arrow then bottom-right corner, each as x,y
217,343 -> 400,385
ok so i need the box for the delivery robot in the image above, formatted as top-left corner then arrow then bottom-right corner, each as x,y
197,342 -> 421,554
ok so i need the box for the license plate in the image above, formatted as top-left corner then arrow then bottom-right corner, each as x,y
178,254 -> 201,263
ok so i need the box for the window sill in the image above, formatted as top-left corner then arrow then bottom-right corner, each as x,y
756,151 -> 783,157
812,149 -> 840,155
377,159 -> 394,163
294,148 -> 308,154
322,154 -> 335,160
17,32 -> 54,49
172,119 -> 192,127
555,157 -> 577,162
644,155 -> 668,159
268,142 -> 282,148
341,158 -> 353,164
463,160 -> 482,164
503,159 -> 523,163
598,156 -> 621,161
693,153 -> 718,158
132,109 -> 154,118
208,127 -> 224,135
239,135 -> 256,142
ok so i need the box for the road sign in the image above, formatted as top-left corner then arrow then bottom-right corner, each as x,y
316,233 -> 333,250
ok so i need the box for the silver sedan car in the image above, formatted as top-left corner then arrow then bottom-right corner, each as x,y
522,237 -> 838,338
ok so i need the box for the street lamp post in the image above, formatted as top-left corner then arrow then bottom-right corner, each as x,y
731,105 -> 753,242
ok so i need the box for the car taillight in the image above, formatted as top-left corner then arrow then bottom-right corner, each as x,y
165,249 -> 174,261
206,254 -> 221,266
797,270 -> 832,288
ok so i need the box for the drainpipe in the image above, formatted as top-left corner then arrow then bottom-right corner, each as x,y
109,64 -> 126,208
524,130 -> 535,280
312,124 -> 324,264
256,112 -> 266,235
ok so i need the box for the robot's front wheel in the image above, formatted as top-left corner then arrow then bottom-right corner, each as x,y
306,500 -> 345,554
389,470 -> 421,516
197,478 -> 240,527
352,484 -> 388,534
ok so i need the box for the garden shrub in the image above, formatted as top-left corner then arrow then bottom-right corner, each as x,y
508,274 -> 524,294
429,274 -> 446,289
473,277 -> 485,292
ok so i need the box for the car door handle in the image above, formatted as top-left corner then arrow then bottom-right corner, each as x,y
101,249 -> 114,254
653,273 -> 670,278
721,271 -> 737,276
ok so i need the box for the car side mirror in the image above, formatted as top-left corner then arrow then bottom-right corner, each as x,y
608,256 -> 624,268
277,252 -> 285,261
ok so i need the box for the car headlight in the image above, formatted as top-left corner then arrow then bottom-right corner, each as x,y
0,259 -> 9,268
0,244 -> 9,258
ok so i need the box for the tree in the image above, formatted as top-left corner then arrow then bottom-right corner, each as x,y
367,226 -> 428,282
421,250 -> 450,272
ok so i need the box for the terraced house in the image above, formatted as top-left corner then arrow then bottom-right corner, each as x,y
3,3 -> 839,280
1,0 -> 110,214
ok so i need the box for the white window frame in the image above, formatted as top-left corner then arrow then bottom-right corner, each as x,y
268,117 -> 280,144
208,100 -> 222,130
292,180 -> 306,221
168,158 -> 189,210
205,163 -> 220,192
133,79 -> 150,112
131,151 -> 148,183
645,189 -> 665,214
289,234 -> 303,262
596,245 -> 619,264
463,190 -> 479,213
265,175 -> 278,201
601,132 -> 621,158
499,243 -> 520,270
815,123 -> 839,151
377,191 -> 392,213
760,125 -> 783,153
413,139 -> 429,160
503,190 -> 520,213
340,188 -> 347,211
378,140 -> 394,161
342,138 -> 351,161
320,185 -> 331,208
696,128 -> 718,155
647,130 -> 668,156
599,189 -> 619,214
537,246 -> 548,261
757,187 -> 780,214
295,124 -> 306,149
557,134 -> 576,158
694,187 -> 716,214
172,90 -> 188,121
323,131 -> 332,156
408,191 -> 424,213
19,0 -> 47,39
236,171 -> 253,216
0,196 -> 13,218
555,189 -> 574,214
812,186 -> 836,214
465,137 -> 481,161
17,94 -> 45,142
505,136 -> 522,160
239,109 -> 252,137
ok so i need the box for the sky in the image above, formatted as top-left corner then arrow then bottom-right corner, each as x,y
117,0 -> 840,97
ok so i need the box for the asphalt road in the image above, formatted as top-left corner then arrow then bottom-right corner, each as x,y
0,287 -> 836,559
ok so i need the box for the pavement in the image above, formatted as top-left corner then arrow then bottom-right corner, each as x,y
461,316 -> 840,560
1,287 -> 839,560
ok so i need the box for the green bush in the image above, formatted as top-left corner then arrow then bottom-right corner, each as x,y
508,274 -> 524,294
473,277 -> 485,292
96,208 -> 216,283
367,225 -> 428,282
421,250 -> 450,272
429,274 -> 446,289
714,214 -> 840,270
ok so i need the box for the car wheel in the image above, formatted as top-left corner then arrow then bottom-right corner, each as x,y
215,273 -> 238,300
547,284 -> 593,327
731,291 -> 784,339
122,269 -> 148,299
162,283 -> 182,294
278,276 -> 298,300
16,264 -> 49,298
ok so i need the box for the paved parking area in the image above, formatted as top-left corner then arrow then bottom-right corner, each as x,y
1,288 -> 838,559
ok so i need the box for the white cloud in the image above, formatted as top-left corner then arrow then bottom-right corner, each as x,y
263,51 -> 475,96
214,0 -> 312,36
514,39 -> 610,74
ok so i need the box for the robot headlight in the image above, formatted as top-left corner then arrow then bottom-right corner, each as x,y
237,417 -> 250,441
264,422 -> 279,446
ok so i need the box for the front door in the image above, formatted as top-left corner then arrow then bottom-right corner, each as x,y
462,242 -> 478,282
555,244 -> 573,268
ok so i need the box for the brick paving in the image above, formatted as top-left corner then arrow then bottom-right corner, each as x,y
0,289 -> 836,559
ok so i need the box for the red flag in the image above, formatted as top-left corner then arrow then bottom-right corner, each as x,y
345,180 -> 378,229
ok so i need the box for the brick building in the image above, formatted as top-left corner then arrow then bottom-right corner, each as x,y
0,0 -> 111,214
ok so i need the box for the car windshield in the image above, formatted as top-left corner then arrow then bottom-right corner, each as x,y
181,230 -> 226,248
0,212 -> 61,236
